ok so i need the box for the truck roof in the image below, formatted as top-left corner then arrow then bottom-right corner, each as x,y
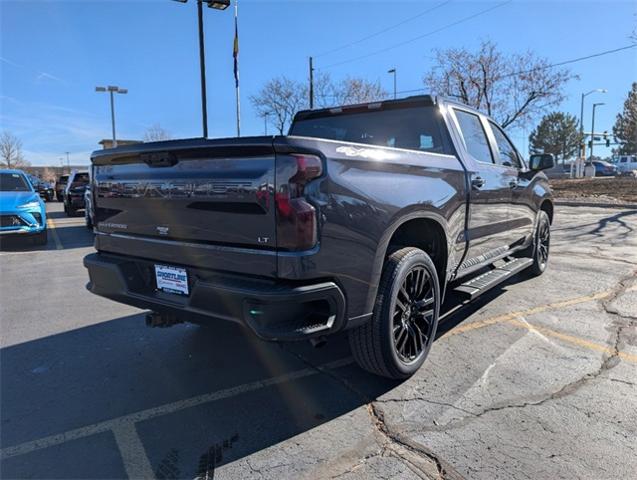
293,95 -> 437,122
293,94 -> 487,123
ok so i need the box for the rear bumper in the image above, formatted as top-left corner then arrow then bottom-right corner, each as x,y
83,252 -> 346,341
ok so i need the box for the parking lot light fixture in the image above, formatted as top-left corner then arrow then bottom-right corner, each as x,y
95,85 -> 127,148
208,0 -> 230,10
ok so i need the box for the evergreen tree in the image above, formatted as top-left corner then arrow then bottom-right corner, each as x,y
529,112 -> 582,163
612,82 -> 637,155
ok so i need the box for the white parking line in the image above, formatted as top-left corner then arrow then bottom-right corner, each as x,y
112,422 -> 155,480
0,358 -> 353,462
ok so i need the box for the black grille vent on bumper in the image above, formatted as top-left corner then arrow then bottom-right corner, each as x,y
0,215 -> 27,228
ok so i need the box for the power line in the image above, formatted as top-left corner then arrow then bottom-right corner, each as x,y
314,1 -> 452,59
391,44 -> 637,97
501,44 -> 637,78
319,0 -> 513,70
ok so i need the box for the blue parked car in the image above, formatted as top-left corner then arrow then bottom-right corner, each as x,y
0,169 -> 47,245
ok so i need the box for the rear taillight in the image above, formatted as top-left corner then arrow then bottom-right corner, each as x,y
275,154 -> 323,251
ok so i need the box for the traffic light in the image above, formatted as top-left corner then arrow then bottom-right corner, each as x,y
603,131 -> 610,148
588,140 -> 593,149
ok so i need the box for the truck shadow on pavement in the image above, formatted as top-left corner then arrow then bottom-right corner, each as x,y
0,280 -> 516,479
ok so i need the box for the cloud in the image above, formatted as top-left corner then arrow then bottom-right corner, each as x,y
35,72 -> 67,85
1,101 -> 107,166
0,56 -> 23,68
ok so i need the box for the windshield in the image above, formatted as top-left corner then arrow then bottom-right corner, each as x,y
0,172 -> 32,192
290,106 -> 450,154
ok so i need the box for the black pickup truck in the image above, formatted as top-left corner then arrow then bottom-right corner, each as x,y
84,95 -> 554,379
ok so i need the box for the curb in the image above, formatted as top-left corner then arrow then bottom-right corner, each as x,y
555,200 -> 637,209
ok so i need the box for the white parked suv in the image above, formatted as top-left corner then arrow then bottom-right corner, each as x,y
615,155 -> 637,175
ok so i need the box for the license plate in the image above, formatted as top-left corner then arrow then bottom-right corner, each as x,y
154,264 -> 189,296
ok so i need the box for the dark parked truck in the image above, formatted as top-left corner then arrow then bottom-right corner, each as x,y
84,96 -> 554,379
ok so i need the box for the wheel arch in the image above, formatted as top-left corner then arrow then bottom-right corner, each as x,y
365,211 -> 450,313
540,198 -> 554,224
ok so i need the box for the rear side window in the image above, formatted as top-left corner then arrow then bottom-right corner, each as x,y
454,109 -> 493,164
290,106 -> 451,155
489,121 -> 521,168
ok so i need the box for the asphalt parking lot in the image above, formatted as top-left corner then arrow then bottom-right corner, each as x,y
1,202 -> 636,480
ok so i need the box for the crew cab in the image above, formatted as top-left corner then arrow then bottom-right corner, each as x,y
84,96 -> 554,379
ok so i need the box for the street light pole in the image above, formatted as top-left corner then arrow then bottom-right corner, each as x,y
579,88 -> 606,161
96,85 -> 127,148
173,0 -> 230,137
388,68 -> 397,99
264,112 -> 269,135
590,103 -> 605,162
197,0 -> 209,138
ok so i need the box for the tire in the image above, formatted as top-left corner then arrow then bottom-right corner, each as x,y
33,230 -> 48,246
526,211 -> 550,277
349,247 -> 440,379
66,204 -> 76,217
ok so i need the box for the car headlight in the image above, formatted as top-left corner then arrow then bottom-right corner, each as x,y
18,200 -> 41,209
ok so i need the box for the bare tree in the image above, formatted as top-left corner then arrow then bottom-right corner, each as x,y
423,40 -> 575,129
331,77 -> 387,106
0,131 -> 30,168
251,74 -> 388,134
250,76 -> 308,135
41,167 -> 57,183
143,124 -> 171,142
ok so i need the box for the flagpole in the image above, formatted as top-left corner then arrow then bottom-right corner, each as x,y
234,0 -> 241,137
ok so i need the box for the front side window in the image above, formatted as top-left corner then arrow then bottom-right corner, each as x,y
489,121 -> 521,168
454,109 -> 494,164
0,173 -> 32,192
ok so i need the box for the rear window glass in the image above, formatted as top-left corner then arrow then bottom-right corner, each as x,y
290,106 -> 451,155
72,173 -> 89,184
0,173 -> 31,192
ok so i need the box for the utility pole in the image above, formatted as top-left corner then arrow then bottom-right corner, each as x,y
263,112 -> 269,135
309,56 -> 314,110
65,151 -> 70,172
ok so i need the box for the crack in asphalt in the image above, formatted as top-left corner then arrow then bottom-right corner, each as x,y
405,274 -> 636,434
279,345 -> 463,480
601,270 -> 637,322
278,271 -> 636,478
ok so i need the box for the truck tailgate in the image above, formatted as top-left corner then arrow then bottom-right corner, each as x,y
91,138 -> 277,276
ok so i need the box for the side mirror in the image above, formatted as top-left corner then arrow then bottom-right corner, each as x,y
529,153 -> 555,171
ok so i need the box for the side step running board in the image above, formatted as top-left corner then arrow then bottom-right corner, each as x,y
453,257 -> 533,300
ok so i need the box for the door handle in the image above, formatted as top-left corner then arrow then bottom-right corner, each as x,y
509,179 -> 519,188
471,176 -> 486,189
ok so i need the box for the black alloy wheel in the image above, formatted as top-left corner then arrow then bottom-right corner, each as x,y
349,247 -> 440,379
527,210 -> 550,276
392,266 -> 435,364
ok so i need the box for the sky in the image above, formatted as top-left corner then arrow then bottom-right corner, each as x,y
1,0 -> 636,166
